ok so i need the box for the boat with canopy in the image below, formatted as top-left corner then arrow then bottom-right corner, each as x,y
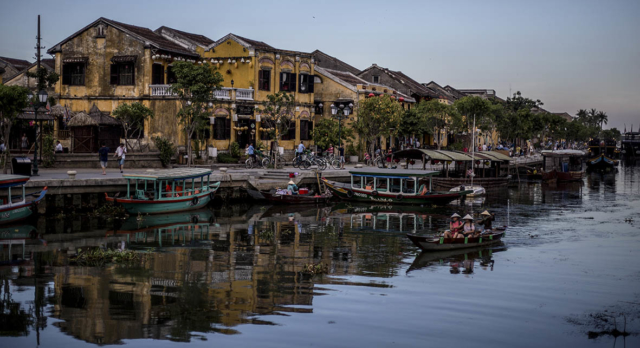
540,150 -> 586,182
105,168 -> 220,214
0,175 -> 47,224
322,168 -> 472,204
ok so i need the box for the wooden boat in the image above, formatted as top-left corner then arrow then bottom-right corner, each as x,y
0,175 -> 47,225
323,168 -> 472,205
105,168 -> 220,214
621,131 -> 640,160
449,184 -> 485,197
586,139 -> 619,171
541,150 -> 586,182
259,189 -> 332,204
406,227 -> 506,251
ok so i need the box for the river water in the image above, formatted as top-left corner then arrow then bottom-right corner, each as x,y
1,164 -> 639,347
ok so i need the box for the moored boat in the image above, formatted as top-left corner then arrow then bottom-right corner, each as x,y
586,139 -> 618,171
255,188 -> 332,204
406,227 -> 506,251
323,168 -> 472,205
541,150 -> 586,182
0,175 -> 47,225
105,168 -> 220,214
449,184 -> 486,197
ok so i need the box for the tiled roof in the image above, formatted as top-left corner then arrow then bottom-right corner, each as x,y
233,34 -> 275,51
326,69 -> 368,86
155,26 -> 214,47
423,81 -> 455,100
443,85 -> 468,99
47,17 -> 199,57
0,56 -> 31,71
311,50 -> 360,75
360,64 -> 438,98
316,66 -> 416,103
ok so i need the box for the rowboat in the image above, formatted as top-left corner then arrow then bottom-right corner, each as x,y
406,227 -> 506,251
322,168 -> 472,205
105,168 -> 220,214
250,188 -> 332,204
0,175 -> 47,225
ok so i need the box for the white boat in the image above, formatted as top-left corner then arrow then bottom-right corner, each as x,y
449,184 -> 486,197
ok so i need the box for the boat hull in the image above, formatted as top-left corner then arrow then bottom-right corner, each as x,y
323,179 -> 471,205
432,177 -> 509,192
586,154 -> 618,171
262,190 -> 332,204
407,228 -> 506,251
106,187 -> 218,214
0,188 -> 47,225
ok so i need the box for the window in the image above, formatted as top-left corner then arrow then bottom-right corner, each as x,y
280,72 -> 296,92
167,66 -> 177,84
258,69 -> 271,91
375,178 -> 388,192
300,120 -> 313,140
403,178 -> 416,194
192,127 -> 210,140
299,74 -> 314,94
62,63 -> 85,86
372,75 -> 379,83
110,63 -> 135,85
389,178 -> 402,193
281,123 -> 296,140
152,64 -> 164,85
214,117 -> 231,140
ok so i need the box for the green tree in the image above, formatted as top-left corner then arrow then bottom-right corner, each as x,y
353,95 -> 403,156
170,61 -> 224,166
112,102 -> 154,151
596,110 -> 608,131
312,118 -> 353,150
416,99 -> 462,150
454,96 -> 496,148
0,85 -> 30,173
257,91 -> 297,167
601,127 -> 621,141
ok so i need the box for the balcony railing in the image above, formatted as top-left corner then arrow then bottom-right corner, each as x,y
214,88 -> 231,100
150,84 -> 177,96
236,88 -> 254,100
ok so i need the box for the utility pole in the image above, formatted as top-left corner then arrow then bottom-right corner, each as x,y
32,15 -> 43,176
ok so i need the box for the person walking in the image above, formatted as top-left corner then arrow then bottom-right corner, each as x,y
297,141 -> 305,160
339,145 -> 345,169
55,141 -> 63,153
98,143 -> 110,175
114,143 -> 127,173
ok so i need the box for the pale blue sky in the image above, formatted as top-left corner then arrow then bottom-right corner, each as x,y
1,0 -> 638,130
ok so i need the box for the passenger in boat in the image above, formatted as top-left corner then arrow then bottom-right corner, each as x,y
287,180 -> 299,195
460,214 -> 477,238
417,179 -> 429,195
477,211 -> 495,232
443,213 -> 463,238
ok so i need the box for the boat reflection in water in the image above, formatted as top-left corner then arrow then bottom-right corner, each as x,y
407,245 -> 506,275
0,224 -> 45,265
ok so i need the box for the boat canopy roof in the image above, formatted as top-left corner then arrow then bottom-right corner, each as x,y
393,149 -> 511,162
541,150 -> 586,158
122,168 -> 212,181
349,168 -> 440,178
0,175 -> 30,188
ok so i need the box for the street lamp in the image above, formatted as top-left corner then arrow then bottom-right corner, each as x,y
27,89 -> 48,176
331,102 -> 352,149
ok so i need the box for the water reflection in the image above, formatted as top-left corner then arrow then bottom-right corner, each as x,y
1,164 -> 639,347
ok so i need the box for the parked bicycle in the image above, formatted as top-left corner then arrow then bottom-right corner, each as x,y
245,149 -> 267,169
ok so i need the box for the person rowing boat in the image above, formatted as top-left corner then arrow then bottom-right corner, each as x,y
443,213 -> 463,238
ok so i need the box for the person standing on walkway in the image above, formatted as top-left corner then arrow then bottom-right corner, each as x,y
114,143 -> 127,173
21,133 -> 29,152
98,143 -> 110,175
339,145 -> 345,169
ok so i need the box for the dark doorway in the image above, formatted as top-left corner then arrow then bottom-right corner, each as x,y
236,119 -> 255,149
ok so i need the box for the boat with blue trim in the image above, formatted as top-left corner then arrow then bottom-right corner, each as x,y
322,168 -> 472,205
0,175 -> 47,225
586,139 -> 619,171
105,168 -> 220,214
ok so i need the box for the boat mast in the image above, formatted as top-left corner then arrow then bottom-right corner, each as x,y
471,114 -> 476,187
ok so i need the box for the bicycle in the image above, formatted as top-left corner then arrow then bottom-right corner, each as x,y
245,149 -> 267,169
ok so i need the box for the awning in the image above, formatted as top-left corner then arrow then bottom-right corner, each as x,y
17,110 -> 55,121
394,149 -> 512,162
63,57 -> 88,63
111,55 -> 138,63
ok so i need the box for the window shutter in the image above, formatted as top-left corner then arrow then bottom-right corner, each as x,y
131,64 -> 135,85
289,73 -> 297,92
62,64 -> 71,85
110,64 -> 119,85
308,75 -> 314,93
258,70 -> 263,90
225,118 -> 231,140
300,120 -> 308,140
308,120 -> 314,137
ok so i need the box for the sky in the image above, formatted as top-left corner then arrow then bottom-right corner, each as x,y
1,0 -> 638,131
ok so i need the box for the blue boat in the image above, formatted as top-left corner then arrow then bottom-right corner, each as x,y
105,168 -> 220,214
0,175 -> 47,225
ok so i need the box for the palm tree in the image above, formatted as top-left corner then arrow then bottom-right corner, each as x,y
576,109 -> 589,125
596,111 -> 608,130
588,108 -> 599,128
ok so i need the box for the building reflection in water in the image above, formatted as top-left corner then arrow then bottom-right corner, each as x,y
0,204 -> 410,345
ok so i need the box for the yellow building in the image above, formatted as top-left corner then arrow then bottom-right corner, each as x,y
313,66 -> 415,151
201,33 -> 317,153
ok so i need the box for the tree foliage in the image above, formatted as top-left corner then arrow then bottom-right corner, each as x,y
170,61 -> 224,166
112,102 -> 154,151
414,99 -> 462,149
0,85 -> 30,173
312,118 -> 353,150
353,95 -> 403,155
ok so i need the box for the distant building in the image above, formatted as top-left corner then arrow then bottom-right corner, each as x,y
311,50 -> 360,75
552,112 -> 573,122
0,56 -> 32,83
422,81 -> 456,104
358,64 -> 438,102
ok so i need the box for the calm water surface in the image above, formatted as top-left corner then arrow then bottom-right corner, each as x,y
1,164 -> 640,347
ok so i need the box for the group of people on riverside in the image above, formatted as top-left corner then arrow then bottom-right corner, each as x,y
443,211 -> 496,239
